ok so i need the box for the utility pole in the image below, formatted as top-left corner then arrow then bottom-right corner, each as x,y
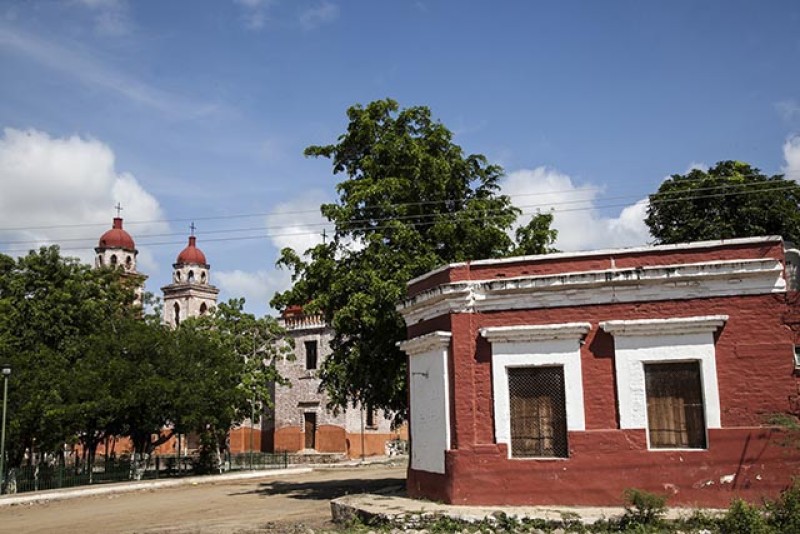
250,329 -> 256,470
0,365 -> 11,494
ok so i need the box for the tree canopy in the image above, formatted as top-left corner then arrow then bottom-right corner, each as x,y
0,246 -> 290,473
272,98 -> 558,416
645,160 -> 800,244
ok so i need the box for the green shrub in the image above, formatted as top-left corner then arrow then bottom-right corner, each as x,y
674,509 -> 719,532
766,480 -> 800,532
620,488 -> 668,528
721,499 -> 772,534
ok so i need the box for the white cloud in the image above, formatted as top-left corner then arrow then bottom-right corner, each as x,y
215,268 -> 291,314
75,0 -> 132,36
502,167 -> 651,252
265,189 -> 331,254
783,135 -> 800,182
233,0 -> 277,30
299,1 -> 339,30
0,128 -> 168,271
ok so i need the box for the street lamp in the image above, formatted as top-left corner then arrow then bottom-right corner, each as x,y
0,364 -> 11,495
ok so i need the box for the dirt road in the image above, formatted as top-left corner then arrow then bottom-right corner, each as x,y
0,463 -> 406,533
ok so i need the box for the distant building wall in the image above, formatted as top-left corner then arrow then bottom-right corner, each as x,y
264,310 -> 405,458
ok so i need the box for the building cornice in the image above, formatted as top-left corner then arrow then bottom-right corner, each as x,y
398,258 -> 784,324
480,322 -> 592,343
406,236 -> 782,289
161,283 -> 220,297
398,331 -> 452,357
599,315 -> 728,336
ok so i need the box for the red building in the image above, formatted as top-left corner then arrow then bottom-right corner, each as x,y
398,236 -> 800,507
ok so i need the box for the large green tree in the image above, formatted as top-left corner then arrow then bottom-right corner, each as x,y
272,99 -> 556,416
175,299 -> 292,472
645,160 -> 800,244
0,246 -> 138,468
0,246 -> 291,480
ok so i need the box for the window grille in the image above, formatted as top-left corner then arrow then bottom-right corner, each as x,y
508,366 -> 568,458
644,362 -> 706,449
304,340 -> 318,370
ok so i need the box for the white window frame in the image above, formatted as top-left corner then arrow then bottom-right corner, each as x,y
600,315 -> 727,451
480,323 -> 591,459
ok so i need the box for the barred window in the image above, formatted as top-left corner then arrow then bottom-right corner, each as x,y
644,361 -> 706,449
508,366 -> 568,458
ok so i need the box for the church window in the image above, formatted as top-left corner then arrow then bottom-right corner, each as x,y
188,270 -> 195,283
174,271 -> 181,282
110,254 -> 117,266
304,340 -> 318,370
200,302 -> 208,315
174,303 -> 181,326
125,256 -> 132,270
201,271 -> 207,283
97,255 -> 104,266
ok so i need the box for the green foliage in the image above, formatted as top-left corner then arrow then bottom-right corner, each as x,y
515,212 -> 559,255
720,499 -> 771,534
645,160 -> 800,244
176,299 -> 293,444
673,509 -> 719,532
766,412 -> 800,431
330,488 -> 800,533
272,98 -> 557,414
765,480 -> 800,533
0,246 -> 290,470
620,488 -> 668,529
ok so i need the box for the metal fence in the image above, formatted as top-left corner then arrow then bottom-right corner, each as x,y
4,451 -> 290,495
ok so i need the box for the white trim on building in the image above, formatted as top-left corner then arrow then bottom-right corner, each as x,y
481,323 -> 591,459
399,258 -> 784,324
600,316 -> 728,447
399,331 -> 452,474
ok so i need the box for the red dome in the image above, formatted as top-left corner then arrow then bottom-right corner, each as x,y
176,236 -> 207,265
98,218 -> 135,250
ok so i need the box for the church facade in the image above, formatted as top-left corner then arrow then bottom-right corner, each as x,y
92,214 -> 402,458
262,305 -> 406,458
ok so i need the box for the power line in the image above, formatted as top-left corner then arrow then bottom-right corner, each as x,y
2,183 -> 797,253
0,176 -> 796,234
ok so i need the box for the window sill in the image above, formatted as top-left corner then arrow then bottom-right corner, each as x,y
509,456 -> 570,461
646,447 -> 707,452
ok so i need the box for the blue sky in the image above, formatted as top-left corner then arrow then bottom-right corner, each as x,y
1,0 -> 799,316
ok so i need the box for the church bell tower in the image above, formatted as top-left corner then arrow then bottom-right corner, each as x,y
161,226 -> 219,327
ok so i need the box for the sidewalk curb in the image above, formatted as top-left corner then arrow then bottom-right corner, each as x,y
0,467 -> 313,507
330,494 -> 725,527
